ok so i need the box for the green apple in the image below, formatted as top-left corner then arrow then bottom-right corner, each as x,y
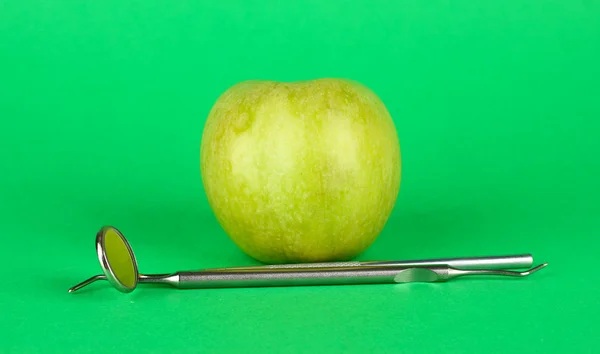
200,78 -> 401,264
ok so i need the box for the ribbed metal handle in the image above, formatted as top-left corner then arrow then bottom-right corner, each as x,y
177,267 -> 411,289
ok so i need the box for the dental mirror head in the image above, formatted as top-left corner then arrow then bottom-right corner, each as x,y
96,225 -> 139,293
69,226 -> 140,293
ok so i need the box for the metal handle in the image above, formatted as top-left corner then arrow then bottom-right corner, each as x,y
175,263 -> 547,289
177,267 -> 413,289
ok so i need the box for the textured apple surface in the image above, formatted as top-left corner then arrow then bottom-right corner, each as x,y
200,78 -> 401,263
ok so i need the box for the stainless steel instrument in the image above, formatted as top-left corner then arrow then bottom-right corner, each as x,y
69,226 -> 548,293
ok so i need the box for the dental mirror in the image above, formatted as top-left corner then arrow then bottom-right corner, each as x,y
98,226 -> 139,292
68,226 -> 139,293
69,226 -> 548,294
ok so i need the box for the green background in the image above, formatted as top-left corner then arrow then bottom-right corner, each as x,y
1,1 -> 599,352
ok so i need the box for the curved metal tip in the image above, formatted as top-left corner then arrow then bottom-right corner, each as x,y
68,275 -> 107,293
451,262 -> 548,279
520,262 -> 548,276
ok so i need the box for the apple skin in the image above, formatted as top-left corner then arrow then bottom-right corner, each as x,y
200,78 -> 401,264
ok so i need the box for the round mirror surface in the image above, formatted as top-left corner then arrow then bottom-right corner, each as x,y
97,226 -> 138,292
